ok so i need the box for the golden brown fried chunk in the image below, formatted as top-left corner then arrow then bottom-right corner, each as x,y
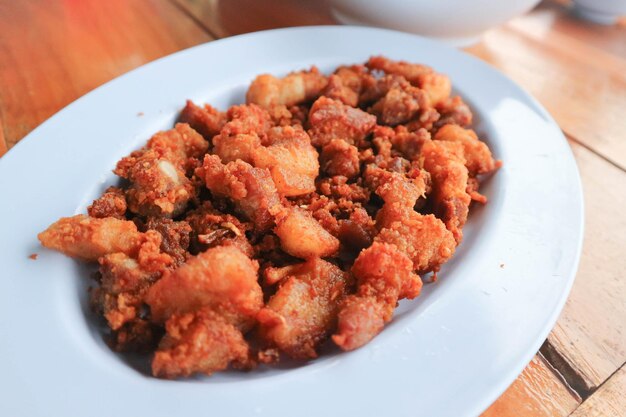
257,258 -> 349,358
222,103 -> 273,137
94,230 -> 172,330
376,205 -> 456,273
322,65 -> 372,107
145,245 -> 262,330
369,83 -> 430,126
38,215 -> 143,261
115,149 -> 194,217
421,140 -> 471,243
90,230 -> 172,354
364,165 -> 427,207
274,206 -> 340,259
435,96 -> 473,128
178,100 -> 226,140
87,186 -> 127,219
320,139 -> 360,178
389,126 -> 431,161
153,309 -> 251,379
213,132 -> 261,164
366,165 -> 455,273
367,56 -> 451,106
146,123 -> 209,171
198,155 -> 281,232
253,125 -> 319,196
434,124 -> 498,176
246,67 -> 328,108
333,242 -> 421,351
308,97 -> 377,147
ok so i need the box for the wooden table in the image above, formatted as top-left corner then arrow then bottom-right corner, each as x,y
1,1 -> 624,415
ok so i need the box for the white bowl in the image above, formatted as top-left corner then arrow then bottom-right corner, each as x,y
572,0 -> 626,24
328,0 -> 542,46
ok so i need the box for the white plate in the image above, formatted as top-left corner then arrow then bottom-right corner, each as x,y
0,27 -> 583,417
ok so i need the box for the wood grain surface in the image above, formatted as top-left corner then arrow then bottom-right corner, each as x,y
1,0 -> 624,415
0,0 -> 212,149
482,354 -> 580,417
570,364 -> 626,417
540,139 -> 626,394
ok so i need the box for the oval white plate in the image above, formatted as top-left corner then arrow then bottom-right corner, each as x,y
0,27 -> 583,417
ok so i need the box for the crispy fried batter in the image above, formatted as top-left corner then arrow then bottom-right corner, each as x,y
434,124 -> 499,176
308,96 -> 377,148
257,258 -> 349,358
254,125 -> 319,196
145,245 -> 262,330
320,139 -> 360,178
179,100 -> 226,140
144,217 -> 191,266
367,56 -> 451,106
146,123 -> 209,172
246,67 -> 328,108
421,140 -> 471,243
185,201 -> 254,256
38,215 -> 143,261
369,83 -> 430,126
333,242 -> 421,351
274,206 -> 340,259
198,155 -> 281,232
153,308 -> 252,379
39,55 -> 500,379
115,148 -> 194,217
87,186 -> 127,219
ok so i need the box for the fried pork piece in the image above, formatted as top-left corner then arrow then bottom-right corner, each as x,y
87,186 -> 127,219
376,205 -> 456,273
434,124 -> 498,176
213,132 -> 261,164
198,155 -> 281,232
421,140 -> 471,244
215,125 -> 319,196
367,56 -> 452,106
185,201 -> 254,257
257,258 -> 350,358
253,125 -> 319,196
390,126 -> 431,161
320,139 -> 360,178
365,166 -> 455,273
144,217 -> 191,266
153,308 -> 252,379
370,125 -> 432,163
322,65 -> 372,107
178,100 -> 226,140
115,148 -> 194,218
274,206 -> 340,259
435,96 -> 473,128
246,67 -> 328,108
93,230 -> 173,331
368,83 -> 430,126
364,165 -> 428,206
317,176 -> 371,203
219,103 -> 273,138
146,123 -> 209,171
332,242 -> 421,351
145,245 -> 263,330
38,215 -> 143,261
307,97 -> 377,148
